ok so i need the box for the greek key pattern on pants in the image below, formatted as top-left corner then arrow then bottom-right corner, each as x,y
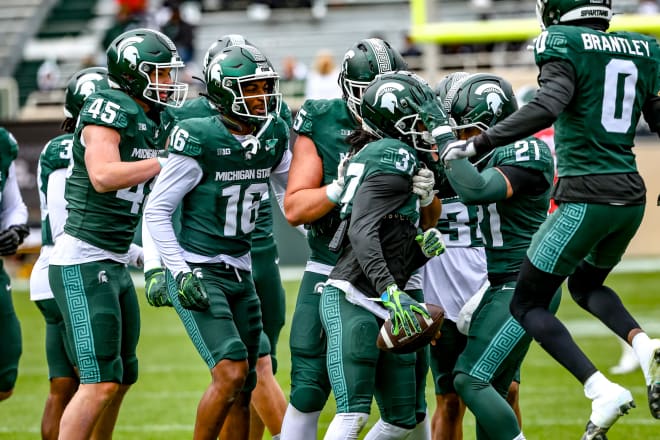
62,265 -> 100,383
322,287 -> 349,412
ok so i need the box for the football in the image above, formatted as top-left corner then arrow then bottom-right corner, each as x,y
376,303 -> 445,354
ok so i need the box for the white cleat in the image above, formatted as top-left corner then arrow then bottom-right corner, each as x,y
647,341 -> 660,418
581,385 -> 635,440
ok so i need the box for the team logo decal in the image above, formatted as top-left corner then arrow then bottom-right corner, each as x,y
374,82 -> 405,113
75,73 -> 105,98
475,83 -> 508,116
116,36 -> 144,65
209,54 -> 227,83
98,270 -> 108,284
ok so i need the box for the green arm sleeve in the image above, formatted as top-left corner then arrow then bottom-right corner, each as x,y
445,159 -> 508,204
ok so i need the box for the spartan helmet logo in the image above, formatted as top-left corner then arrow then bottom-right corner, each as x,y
75,72 -> 105,98
98,270 -> 108,284
374,82 -> 405,114
116,36 -> 144,66
209,55 -> 226,83
475,82 -> 508,117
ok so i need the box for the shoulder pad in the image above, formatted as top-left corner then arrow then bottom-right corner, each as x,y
534,26 -> 576,65
293,98 -> 341,135
79,89 -> 140,130
168,116 -> 215,158
41,134 -> 73,170
0,128 -> 19,160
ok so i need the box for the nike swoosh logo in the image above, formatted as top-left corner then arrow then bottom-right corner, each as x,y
501,287 -> 515,291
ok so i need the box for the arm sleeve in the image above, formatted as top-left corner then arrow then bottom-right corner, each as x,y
1,163 -> 28,229
144,154 -> 203,278
497,165 -> 550,196
642,94 -> 660,137
141,205 -> 162,272
483,60 -> 576,148
349,173 -> 411,294
45,168 -> 68,240
445,159 -> 508,204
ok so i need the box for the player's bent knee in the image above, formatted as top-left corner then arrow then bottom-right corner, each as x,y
436,392 -> 463,421
213,359 -> 249,392
291,385 -> 329,413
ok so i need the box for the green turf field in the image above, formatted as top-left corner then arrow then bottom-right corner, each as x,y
1,270 -> 659,439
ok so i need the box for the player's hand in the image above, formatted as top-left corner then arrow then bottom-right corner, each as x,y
0,224 -> 30,256
176,269 -> 210,311
381,284 -> 430,337
412,167 -> 437,207
416,228 -> 446,258
407,98 -> 451,136
326,155 -> 351,203
145,268 -> 171,307
440,139 -> 476,163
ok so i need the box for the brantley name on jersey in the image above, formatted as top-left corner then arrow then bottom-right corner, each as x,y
580,34 -> 651,56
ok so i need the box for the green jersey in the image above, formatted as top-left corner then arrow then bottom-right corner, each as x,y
292,98 -> 358,265
160,97 -> 291,243
534,25 -> 660,177
0,128 -> 18,194
340,138 -> 420,223
476,137 -> 554,275
171,115 -> 289,258
38,134 -> 73,246
64,89 -> 160,253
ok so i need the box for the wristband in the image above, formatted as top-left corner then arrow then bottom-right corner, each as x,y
326,180 -> 342,203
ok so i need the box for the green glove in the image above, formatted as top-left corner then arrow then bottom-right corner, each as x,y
407,92 -> 452,137
175,270 -> 210,311
381,284 -> 430,337
416,228 -> 446,258
144,268 -> 171,307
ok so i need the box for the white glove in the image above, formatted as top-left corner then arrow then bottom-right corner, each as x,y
412,167 -> 437,207
326,155 -> 350,203
440,139 -> 477,163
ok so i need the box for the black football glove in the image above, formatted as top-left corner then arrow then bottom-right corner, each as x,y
0,224 -> 30,256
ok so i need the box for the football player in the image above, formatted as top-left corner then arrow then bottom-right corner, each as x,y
281,38 -> 420,439
319,71 -> 444,440
150,34 -> 290,440
0,127 -> 29,402
48,28 -> 186,439
438,73 -> 557,440
431,0 -> 660,436
144,44 -> 290,440
31,67 -> 145,439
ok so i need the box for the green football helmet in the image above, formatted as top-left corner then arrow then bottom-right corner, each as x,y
202,34 -> 253,77
62,67 -> 111,132
339,38 -> 408,121
360,70 -> 437,153
536,0 -> 612,30
444,73 -> 518,134
205,45 -> 281,128
435,71 -> 471,114
106,28 -> 188,108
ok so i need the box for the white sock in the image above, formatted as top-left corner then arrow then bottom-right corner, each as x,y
272,436 -> 281,440
631,332 -> 654,385
513,433 -> 526,440
584,371 -> 611,400
363,419 -> 412,440
280,404 -> 321,440
405,415 -> 431,440
323,413 -> 369,440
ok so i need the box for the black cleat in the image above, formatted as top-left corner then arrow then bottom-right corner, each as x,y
648,346 -> 660,418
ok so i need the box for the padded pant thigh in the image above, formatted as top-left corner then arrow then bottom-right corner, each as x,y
429,319 -> 467,395
0,271 -> 21,392
289,271 -> 331,412
36,298 -> 76,379
321,285 -> 380,415
375,350 -> 418,429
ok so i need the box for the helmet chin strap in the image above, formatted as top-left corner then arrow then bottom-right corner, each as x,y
240,115 -> 274,160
